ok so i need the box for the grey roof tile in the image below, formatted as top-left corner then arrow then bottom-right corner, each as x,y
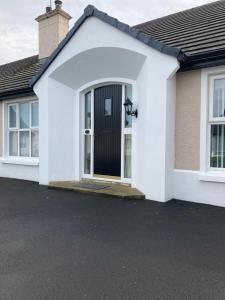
0,55 -> 44,99
134,0 -> 225,56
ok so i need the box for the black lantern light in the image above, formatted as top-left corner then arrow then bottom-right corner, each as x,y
124,98 -> 138,118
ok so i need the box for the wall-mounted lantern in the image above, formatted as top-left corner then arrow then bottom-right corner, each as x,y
124,98 -> 138,118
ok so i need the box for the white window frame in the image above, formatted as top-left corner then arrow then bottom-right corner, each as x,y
2,97 -> 39,166
208,74 -> 225,171
199,67 -> 225,182
121,84 -> 133,181
209,74 -> 225,123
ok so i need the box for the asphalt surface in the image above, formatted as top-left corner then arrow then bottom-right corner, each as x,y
0,178 -> 225,300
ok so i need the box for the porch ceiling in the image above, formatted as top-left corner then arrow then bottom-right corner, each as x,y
50,47 -> 146,89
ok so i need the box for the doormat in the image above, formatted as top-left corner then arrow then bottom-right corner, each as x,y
78,183 -> 110,190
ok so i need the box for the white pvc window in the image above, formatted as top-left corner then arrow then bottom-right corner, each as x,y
122,84 -> 133,179
84,92 -> 91,129
209,75 -> 225,169
125,85 -> 132,128
104,98 -> 112,116
9,105 -> 17,128
124,134 -> 132,178
8,101 -> 39,158
84,92 -> 92,174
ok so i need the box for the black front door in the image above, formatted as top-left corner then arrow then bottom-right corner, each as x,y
94,85 -> 122,177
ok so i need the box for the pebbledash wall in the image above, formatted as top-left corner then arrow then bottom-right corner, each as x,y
175,70 -> 201,171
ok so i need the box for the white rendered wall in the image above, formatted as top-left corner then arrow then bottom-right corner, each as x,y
48,79 -> 76,182
134,58 -> 179,201
172,170 -> 225,207
35,78 -> 76,184
34,16 -> 179,202
0,162 -> 39,182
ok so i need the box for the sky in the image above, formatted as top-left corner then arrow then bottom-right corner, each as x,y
0,0 -> 217,65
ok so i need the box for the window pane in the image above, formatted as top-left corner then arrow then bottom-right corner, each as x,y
19,103 -> 29,129
85,92 -> 91,129
125,85 -> 132,128
31,131 -> 39,157
84,135 -> 91,174
105,98 -> 112,116
213,79 -> 225,118
9,131 -> 18,156
31,102 -> 39,127
124,134 -> 132,178
210,124 -> 225,168
20,131 -> 29,157
9,105 -> 17,128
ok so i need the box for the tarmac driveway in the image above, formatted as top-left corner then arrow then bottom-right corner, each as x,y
0,178 -> 225,300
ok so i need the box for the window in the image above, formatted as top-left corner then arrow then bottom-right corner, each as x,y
84,135 -> 91,174
209,76 -> 225,169
124,134 -> 132,178
104,98 -> 112,116
123,84 -> 133,179
125,85 -> 132,128
85,92 -> 91,129
8,101 -> 39,158
84,92 -> 92,174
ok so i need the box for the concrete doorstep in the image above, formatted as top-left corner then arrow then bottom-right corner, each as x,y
49,180 -> 145,200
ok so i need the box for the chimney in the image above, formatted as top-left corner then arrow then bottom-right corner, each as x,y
36,1 -> 72,59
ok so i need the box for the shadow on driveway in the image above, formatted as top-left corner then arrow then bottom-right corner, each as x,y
0,178 -> 225,300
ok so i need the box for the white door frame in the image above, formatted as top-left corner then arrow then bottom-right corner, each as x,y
79,79 -> 135,184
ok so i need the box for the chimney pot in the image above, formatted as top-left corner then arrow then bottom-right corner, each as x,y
46,6 -> 52,13
55,0 -> 62,9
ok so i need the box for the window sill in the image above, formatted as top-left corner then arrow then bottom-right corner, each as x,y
198,172 -> 225,183
0,157 -> 39,166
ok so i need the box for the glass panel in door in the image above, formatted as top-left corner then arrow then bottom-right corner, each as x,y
84,91 -> 92,175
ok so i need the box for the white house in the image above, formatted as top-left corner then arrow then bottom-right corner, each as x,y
1,0 -> 225,206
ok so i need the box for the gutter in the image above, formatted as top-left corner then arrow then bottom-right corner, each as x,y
0,88 -> 35,101
180,49 -> 225,71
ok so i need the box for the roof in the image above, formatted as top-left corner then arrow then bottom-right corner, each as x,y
31,2 -> 225,86
30,5 -> 186,87
1,1 -> 225,97
135,0 -> 225,69
135,0 -> 225,56
0,55 -> 44,100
